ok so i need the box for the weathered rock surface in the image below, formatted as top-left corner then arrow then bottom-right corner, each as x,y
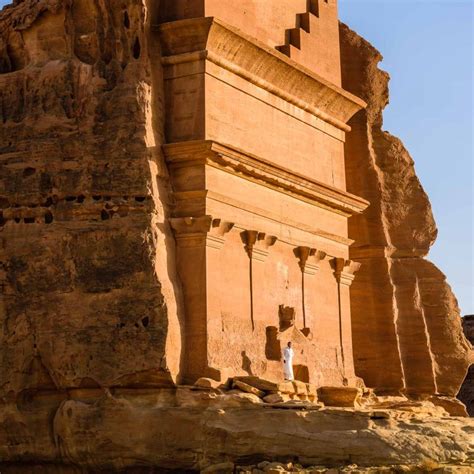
317,386 -> 362,407
1,0 -> 473,471
0,0 -> 183,391
0,387 -> 472,472
340,23 -> 473,397
458,315 -> 474,415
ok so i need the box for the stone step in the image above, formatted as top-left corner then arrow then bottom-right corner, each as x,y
297,12 -> 319,33
233,380 -> 265,398
317,386 -> 362,407
232,376 -> 292,393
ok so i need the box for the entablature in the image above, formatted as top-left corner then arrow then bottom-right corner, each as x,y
163,140 -> 370,218
157,17 -> 366,132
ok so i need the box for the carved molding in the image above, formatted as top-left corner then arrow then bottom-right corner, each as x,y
207,218 -> 234,250
164,140 -> 370,217
242,230 -> 278,262
157,17 -> 366,132
170,215 -> 234,249
332,257 -> 362,286
295,246 -> 327,275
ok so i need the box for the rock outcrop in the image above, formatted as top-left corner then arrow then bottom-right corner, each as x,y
1,386 -> 473,473
0,0 -> 183,394
458,315 -> 474,415
0,0 -> 473,471
340,23 -> 473,398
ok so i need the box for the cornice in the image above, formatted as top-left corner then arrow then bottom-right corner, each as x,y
163,140 -> 370,217
157,17 -> 366,132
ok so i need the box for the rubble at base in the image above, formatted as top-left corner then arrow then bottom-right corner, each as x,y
194,375 -> 468,416
212,461 -> 474,474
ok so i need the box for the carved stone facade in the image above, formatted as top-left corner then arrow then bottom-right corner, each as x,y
0,1 -> 473,469
160,12 -> 369,385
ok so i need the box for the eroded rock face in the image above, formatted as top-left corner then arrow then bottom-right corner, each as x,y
339,23 -> 473,397
0,387 -> 473,472
458,316 -> 474,415
0,0 -> 183,394
0,0 -> 473,471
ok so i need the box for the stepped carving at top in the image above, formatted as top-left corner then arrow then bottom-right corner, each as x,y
276,0 -> 342,84
0,0 -> 472,471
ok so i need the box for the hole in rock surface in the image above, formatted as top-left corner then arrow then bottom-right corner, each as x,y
132,37 -> 141,59
265,326 -> 281,361
24,217 -> 35,224
44,212 -> 53,224
142,316 -> 149,328
43,197 -> 53,207
123,11 -> 130,28
241,350 -> 253,376
101,210 -> 109,220
293,364 -> 309,383
23,167 -> 36,177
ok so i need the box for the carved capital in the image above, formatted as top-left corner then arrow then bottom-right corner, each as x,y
294,246 -> 327,275
207,218 -> 234,250
170,216 -> 212,247
332,258 -> 361,286
170,216 -> 234,250
242,230 -> 277,262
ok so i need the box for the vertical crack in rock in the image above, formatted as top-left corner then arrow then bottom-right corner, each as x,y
340,22 -> 473,397
387,257 -> 406,393
414,275 -> 439,394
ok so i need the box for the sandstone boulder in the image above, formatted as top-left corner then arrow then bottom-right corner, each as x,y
429,396 -> 468,417
292,380 -> 308,395
233,380 -> 265,398
263,393 -> 289,404
233,376 -> 281,392
317,387 -> 362,407
194,377 -> 221,389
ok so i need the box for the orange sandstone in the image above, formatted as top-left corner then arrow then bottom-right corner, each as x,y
0,0 -> 472,471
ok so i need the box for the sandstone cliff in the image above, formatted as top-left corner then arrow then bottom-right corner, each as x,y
0,0 -> 183,395
0,1 -> 473,472
458,315 -> 474,415
339,23 -> 473,398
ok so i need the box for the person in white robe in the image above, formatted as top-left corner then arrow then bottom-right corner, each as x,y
282,341 -> 294,380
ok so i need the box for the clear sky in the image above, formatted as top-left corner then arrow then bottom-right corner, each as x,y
1,0 -> 472,313
339,0 -> 473,315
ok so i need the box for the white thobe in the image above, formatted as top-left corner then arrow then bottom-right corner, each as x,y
282,346 -> 294,380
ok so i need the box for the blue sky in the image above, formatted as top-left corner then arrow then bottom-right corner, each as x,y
339,0 -> 473,315
1,0 -> 472,313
